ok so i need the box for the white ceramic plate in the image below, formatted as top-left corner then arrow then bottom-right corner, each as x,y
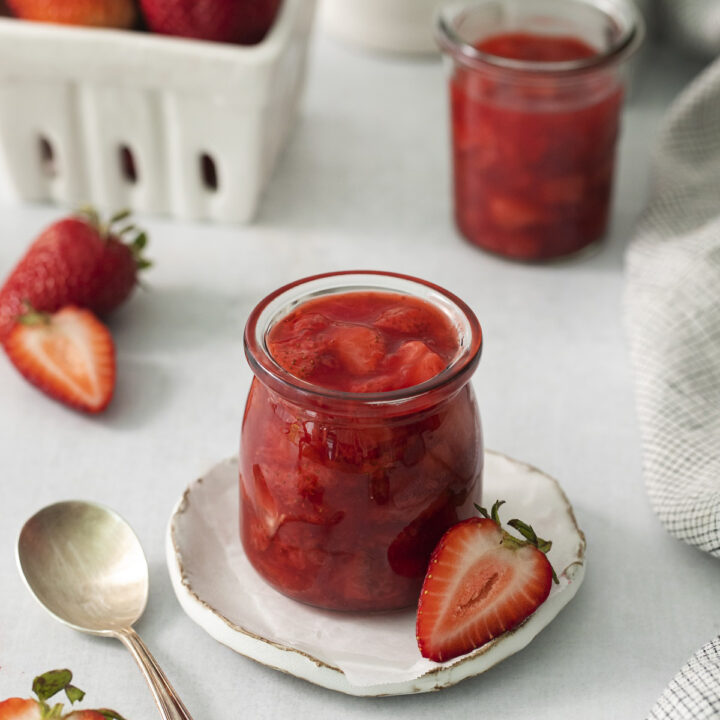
166,451 -> 586,696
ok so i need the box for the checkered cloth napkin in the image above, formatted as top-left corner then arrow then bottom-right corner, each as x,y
658,0 -> 720,58
625,18 -> 720,720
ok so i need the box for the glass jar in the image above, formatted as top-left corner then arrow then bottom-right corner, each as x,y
240,271 -> 483,611
437,0 -> 643,261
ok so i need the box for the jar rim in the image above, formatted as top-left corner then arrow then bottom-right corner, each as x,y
244,270 -> 483,408
436,0 -> 644,75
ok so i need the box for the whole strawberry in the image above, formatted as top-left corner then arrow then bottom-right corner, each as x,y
139,0 -> 282,45
7,0 -> 136,28
0,669 -> 125,720
0,209 -> 150,341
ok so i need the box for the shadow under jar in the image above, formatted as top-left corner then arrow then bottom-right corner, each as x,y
437,0 -> 643,261
240,271 -> 483,611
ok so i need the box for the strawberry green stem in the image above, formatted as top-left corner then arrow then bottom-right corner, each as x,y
18,301 -> 51,327
75,206 -> 152,272
475,500 -> 560,584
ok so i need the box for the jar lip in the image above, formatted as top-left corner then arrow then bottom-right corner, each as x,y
244,270 -> 483,406
436,0 -> 644,75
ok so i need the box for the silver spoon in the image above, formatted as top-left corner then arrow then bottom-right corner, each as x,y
17,500 -> 193,720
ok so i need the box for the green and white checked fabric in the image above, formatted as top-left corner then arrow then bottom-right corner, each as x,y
625,48 -> 720,720
648,640 -> 720,720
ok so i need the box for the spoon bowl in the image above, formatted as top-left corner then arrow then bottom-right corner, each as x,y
18,501 -> 148,634
17,500 -> 193,720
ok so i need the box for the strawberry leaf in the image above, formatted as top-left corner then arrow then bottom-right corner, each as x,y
507,519 -> 559,584
507,518 -> 539,546
33,669 -> 72,702
128,231 -> 152,272
65,684 -> 85,704
132,232 -> 148,250
490,500 -> 505,525
536,537 -> 553,554
110,209 -> 132,224
475,500 -> 506,525
474,503 -> 490,519
45,702 -> 65,720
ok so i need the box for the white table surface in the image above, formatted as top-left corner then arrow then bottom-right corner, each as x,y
1,24 -> 718,720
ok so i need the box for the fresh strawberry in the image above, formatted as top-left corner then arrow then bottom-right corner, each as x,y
4,306 -> 116,413
139,0 -> 281,45
7,0 -> 136,28
0,670 -> 124,720
416,500 -> 558,662
0,699 -> 41,720
0,209 -> 150,341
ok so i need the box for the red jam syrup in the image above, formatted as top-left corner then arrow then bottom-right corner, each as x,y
451,32 -> 623,260
240,291 -> 483,611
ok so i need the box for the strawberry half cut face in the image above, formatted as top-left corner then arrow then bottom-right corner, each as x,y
4,307 -> 115,413
0,698 -> 41,720
416,512 -> 555,663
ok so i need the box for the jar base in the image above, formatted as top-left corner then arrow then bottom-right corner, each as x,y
456,225 -> 608,264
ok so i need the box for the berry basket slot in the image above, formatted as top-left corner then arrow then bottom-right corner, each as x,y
0,0 -> 316,223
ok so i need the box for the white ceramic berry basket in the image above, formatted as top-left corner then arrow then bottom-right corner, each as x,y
0,0 -> 316,223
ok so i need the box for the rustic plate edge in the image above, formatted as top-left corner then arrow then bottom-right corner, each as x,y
165,451 -> 586,696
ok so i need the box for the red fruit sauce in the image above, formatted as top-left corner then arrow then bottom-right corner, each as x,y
240,287 -> 483,611
266,291 -> 459,393
451,32 -> 623,260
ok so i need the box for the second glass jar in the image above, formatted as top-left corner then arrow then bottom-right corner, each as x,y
437,0 -> 643,261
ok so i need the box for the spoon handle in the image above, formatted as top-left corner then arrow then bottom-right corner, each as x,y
116,627 -> 194,720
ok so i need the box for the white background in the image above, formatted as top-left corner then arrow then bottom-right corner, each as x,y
1,18 -> 719,720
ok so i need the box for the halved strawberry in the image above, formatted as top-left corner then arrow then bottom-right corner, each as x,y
0,669 -> 125,720
4,306 -> 115,413
0,699 -> 41,720
416,501 -> 557,662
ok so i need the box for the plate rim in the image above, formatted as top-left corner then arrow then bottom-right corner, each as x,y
166,450 -> 586,696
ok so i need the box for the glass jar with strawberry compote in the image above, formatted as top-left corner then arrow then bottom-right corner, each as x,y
437,0 -> 643,261
241,271 -> 483,611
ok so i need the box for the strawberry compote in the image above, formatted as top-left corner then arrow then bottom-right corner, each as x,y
266,292 -> 459,393
241,272 -> 483,611
438,1 -> 643,260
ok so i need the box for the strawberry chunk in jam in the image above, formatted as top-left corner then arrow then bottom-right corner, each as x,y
240,287 -> 483,611
266,291 -> 458,392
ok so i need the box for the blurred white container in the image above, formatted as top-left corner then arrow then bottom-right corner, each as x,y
322,0 -> 650,56
321,0 -> 444,54
0,0 -> 316,223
